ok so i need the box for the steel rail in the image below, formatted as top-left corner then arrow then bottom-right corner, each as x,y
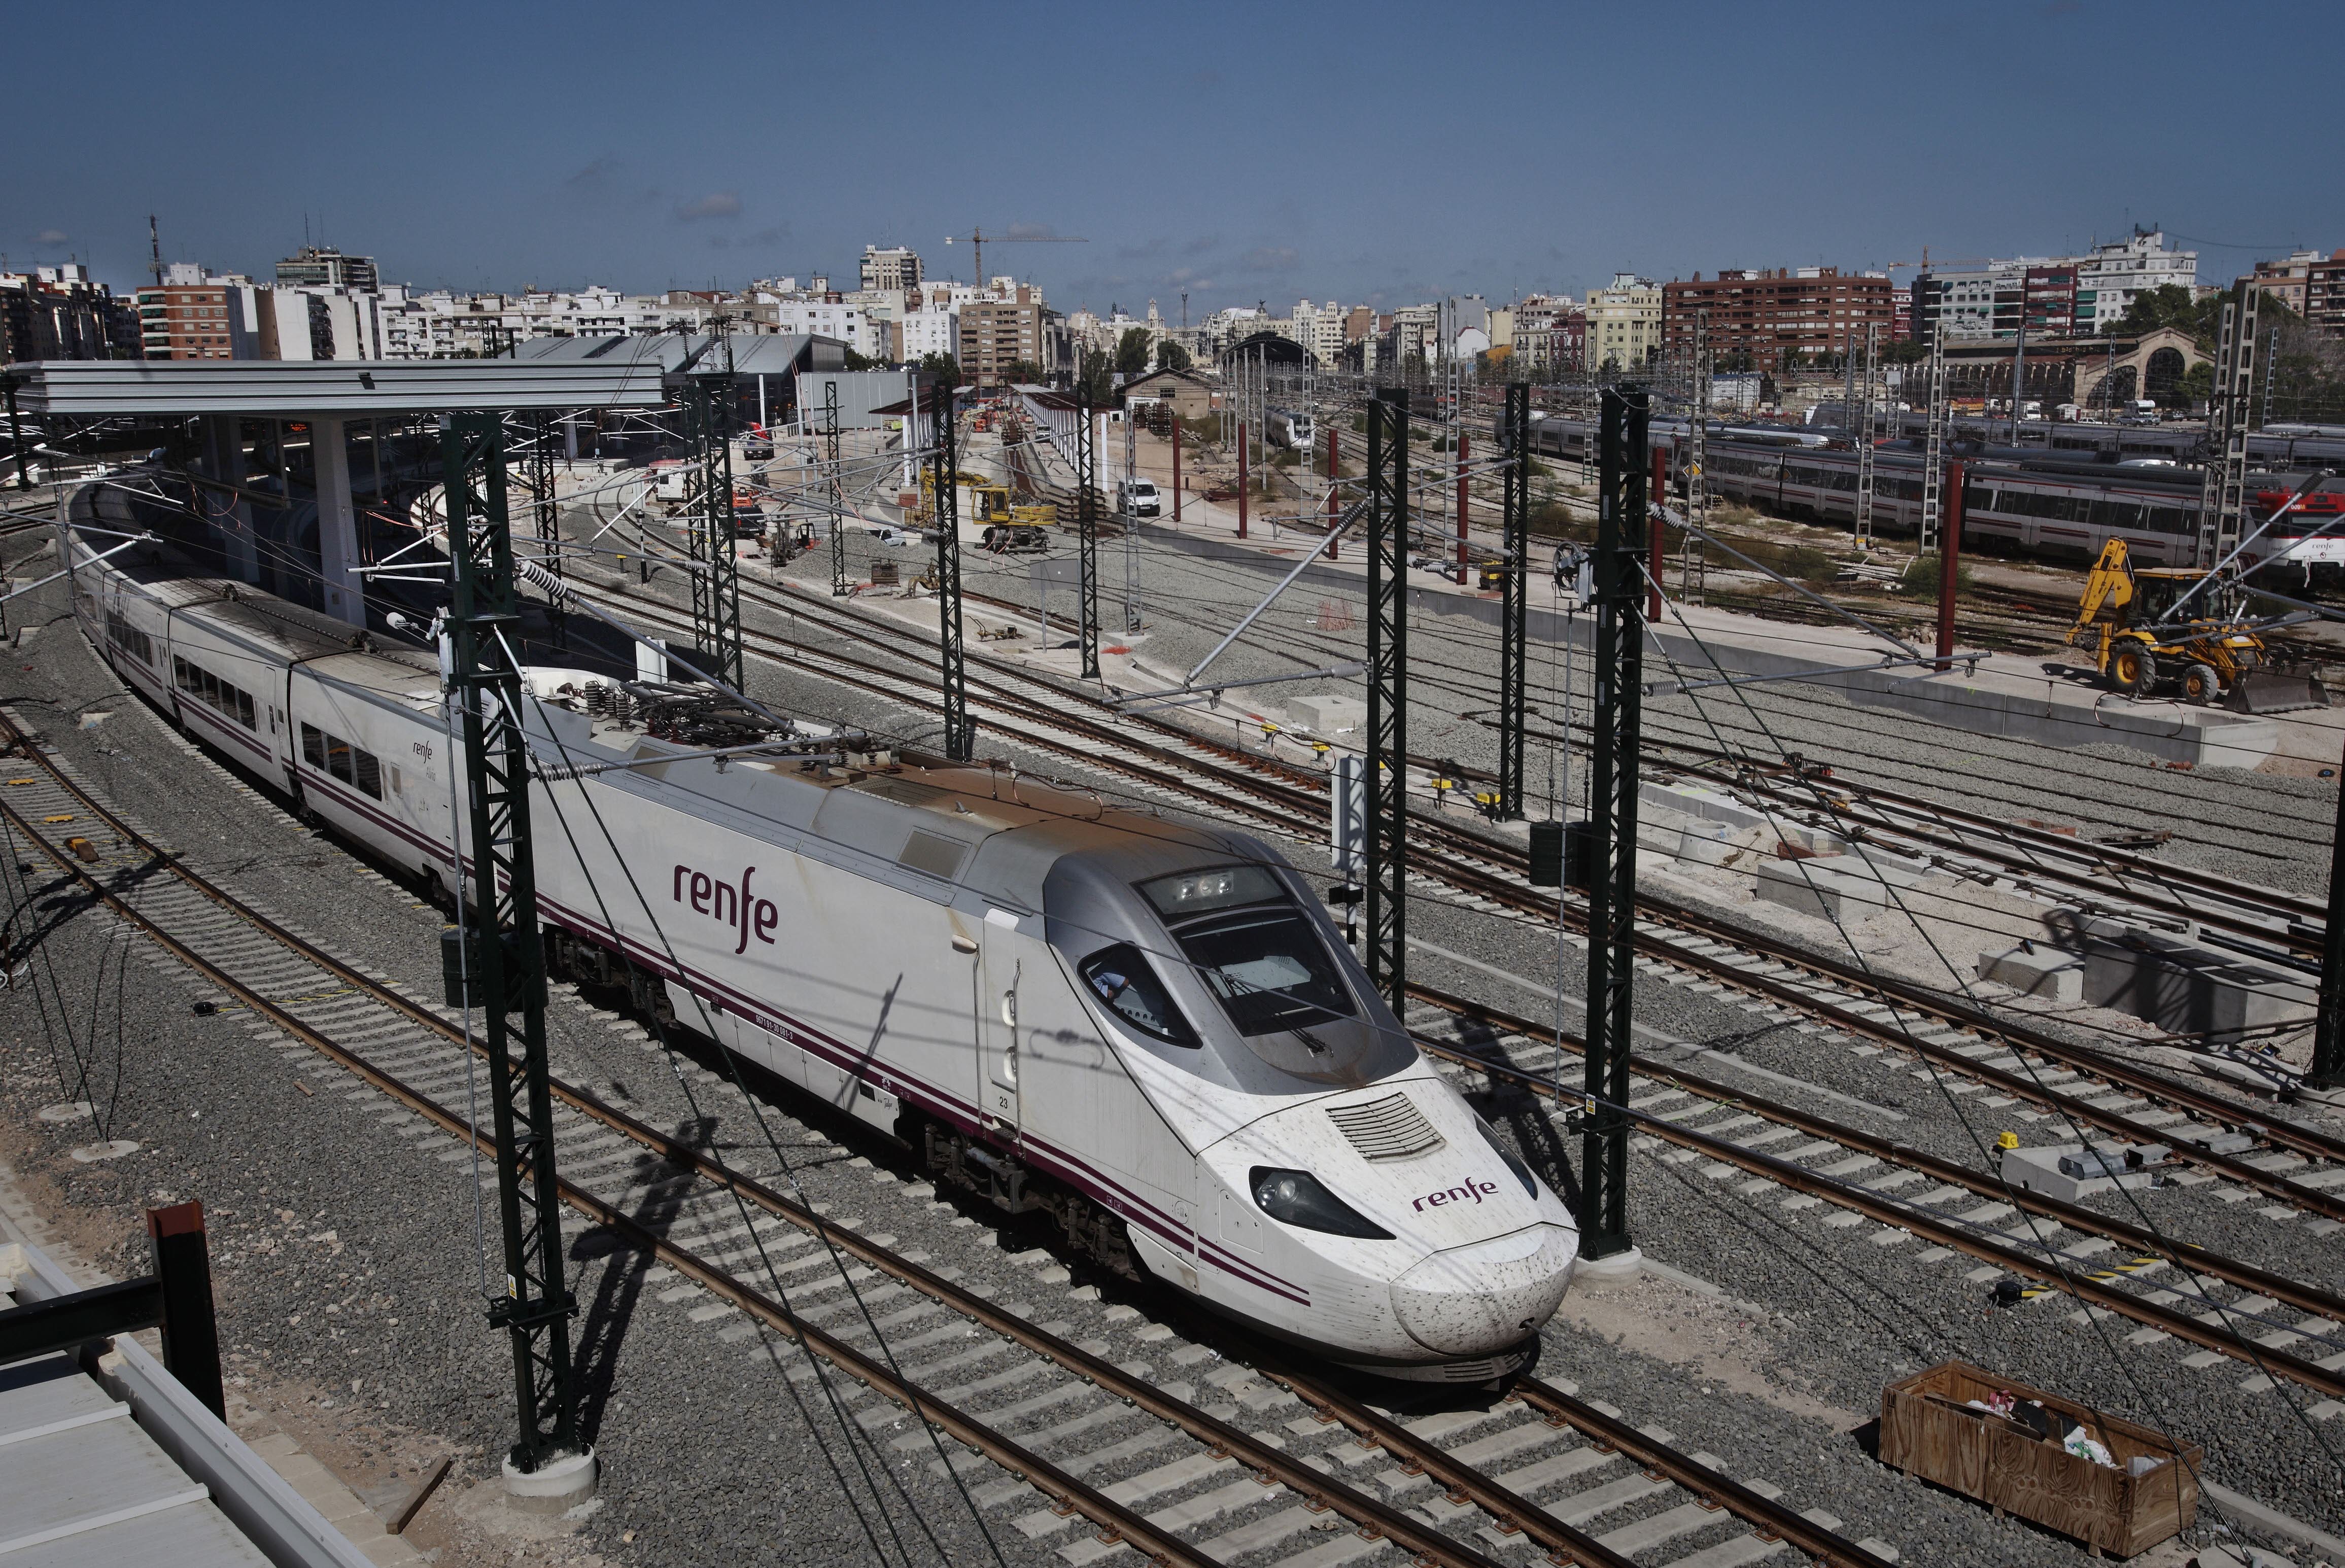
1403,838 -> 2345,1217
0,771 -> 1523,1568
1237,1341 -> 1886,1568
1406,978 -> 2345,1335
1508,1378 -> 1889,1568
1399,995 -> 2345,1403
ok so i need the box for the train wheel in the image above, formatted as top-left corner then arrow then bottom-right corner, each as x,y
2111,646 -> 2159,697
2180,661 -> 2222,706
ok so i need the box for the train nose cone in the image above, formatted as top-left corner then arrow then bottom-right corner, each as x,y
1389,1225 -> 1577,1357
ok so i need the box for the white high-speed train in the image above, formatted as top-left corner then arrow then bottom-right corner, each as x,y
70,535 -> 1577,1380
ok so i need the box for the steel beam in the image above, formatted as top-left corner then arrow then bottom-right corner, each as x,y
1918,325 -> 1948,552
438,414 -> 587,1482
529,411 -> 565,649
1365,389 -> 1409,1014
932,390 -> 972,759
684,376 -> 741,690
1497,383 -> 1529,820
1581,387 -> 1649,1263
1077,390 -> 1100,678
2318,734 -> 2345,1089
825,380 -> 848,599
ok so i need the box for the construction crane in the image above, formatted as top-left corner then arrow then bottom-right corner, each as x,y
944,227 -> 1088,289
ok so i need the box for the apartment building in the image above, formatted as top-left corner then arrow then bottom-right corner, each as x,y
1,265 -> 141,363
1583,274 -> 1662,371
275,246 -> 379,294
1916,231 -> 2196,342
2306,252 -> 2345,336
960,286 -> 1044,387
858,246 -> 921,292
1658,268 -> 1893,369
136,264 -> 255,359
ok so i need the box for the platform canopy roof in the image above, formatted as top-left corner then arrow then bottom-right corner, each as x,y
1,357 -> 671,417
512,332 -> 836,378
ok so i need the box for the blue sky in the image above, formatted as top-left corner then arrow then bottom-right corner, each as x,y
9,0 -> 2338,316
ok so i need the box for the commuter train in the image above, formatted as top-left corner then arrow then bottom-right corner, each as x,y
1524,414 -> 2345,572
1260,406 -> 1316,452
68,532 -> 1577,1380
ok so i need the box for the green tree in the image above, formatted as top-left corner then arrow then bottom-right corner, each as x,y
1115,327 -> 1153,378
1007,359 -> 1044,384
918,352 -> 961,390
841,346 -> 880,371
1074,347 -> 1117,405
1156,337 -> 1192,373
2108,283 -> 2220,345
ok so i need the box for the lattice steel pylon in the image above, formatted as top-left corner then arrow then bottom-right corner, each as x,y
1581,386 -> 1649,1265
1365,388 -> 1410,1016
683,376 -> 742,690
2195,290 -> 2261,567
438,414 -> 587,1484
1853,322 -> 1879,549
824,381 -> 848,598
1681,309 -> 1709,603
930,390 -> 972,760
1077,389 -> 1100,679
1123,395 -> 1141,633
1497,383 -> 1530,820
528,411 -> 566,649
1918,324 -> 1949,552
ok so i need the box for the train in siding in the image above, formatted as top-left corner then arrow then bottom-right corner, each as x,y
1523,414 -> 2345,572
68,533 -> 1577,1381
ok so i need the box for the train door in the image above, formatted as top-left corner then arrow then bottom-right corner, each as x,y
977,936 -> 1023,1139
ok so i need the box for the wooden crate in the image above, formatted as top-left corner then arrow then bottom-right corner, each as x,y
1880,1361 -> 2199,1557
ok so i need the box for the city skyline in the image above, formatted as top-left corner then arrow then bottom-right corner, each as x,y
7,0 -> 2340,316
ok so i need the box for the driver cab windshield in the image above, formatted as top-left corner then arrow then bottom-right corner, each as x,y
1138,865 -> 1358,1037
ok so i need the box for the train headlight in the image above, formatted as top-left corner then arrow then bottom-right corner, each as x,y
1476,1117 -> 1540,1198
1249,1167 -> 1393,1240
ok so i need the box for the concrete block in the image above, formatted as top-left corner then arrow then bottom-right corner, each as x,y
2000,1142 -> 2167,1202
1978,944 -> 2085,1003
1754,851 -> 1933,921
2077,925 -> 2315,1037
1287,693 -> 1366,733
1676,821 -> 1742,867
1641,780 -> 1767,833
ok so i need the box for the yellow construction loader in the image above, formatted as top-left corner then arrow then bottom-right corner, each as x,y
2066,539 -> 2329,712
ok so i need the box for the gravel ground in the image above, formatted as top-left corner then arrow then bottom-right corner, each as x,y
7,501 -> 2336,1566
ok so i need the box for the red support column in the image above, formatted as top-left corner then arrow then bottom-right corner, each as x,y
1647,446 -> 1668,621
1456,432 -> 1470,578
1325,426 -> 1340,560
1171,412 -> 1182,525
1236,420 -> 1249,538
1937,460 -> 1965,669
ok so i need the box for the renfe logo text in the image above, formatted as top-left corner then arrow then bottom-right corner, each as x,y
1413,1177 -> 1500,1212
675,863 -> 778,955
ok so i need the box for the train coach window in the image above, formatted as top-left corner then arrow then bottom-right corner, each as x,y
1078,945 -> 1199,1048
106,612 -> 153,665
299,722 -> 385,798
174,656 -> 258,730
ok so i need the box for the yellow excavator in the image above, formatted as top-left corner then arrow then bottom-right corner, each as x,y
2066,540 -> 2329,712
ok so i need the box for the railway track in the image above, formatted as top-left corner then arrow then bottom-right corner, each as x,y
549,560 -> 2345,1236
0,706 -> 1895,1568
1401,983 -> 2345,1407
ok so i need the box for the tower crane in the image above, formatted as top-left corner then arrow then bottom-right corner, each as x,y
944,227 -> 1088,289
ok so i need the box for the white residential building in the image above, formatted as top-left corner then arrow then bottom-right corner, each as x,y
758,299 -> 872,355
902,309 -> 960,363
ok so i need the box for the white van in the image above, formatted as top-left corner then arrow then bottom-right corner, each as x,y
1119,478 -> 1161,518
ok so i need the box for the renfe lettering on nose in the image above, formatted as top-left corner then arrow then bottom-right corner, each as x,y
1413,1177 -> 1500,1212
675,863 -> 779,955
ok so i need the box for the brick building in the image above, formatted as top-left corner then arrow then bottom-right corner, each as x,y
1659,268 -> 1893,370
